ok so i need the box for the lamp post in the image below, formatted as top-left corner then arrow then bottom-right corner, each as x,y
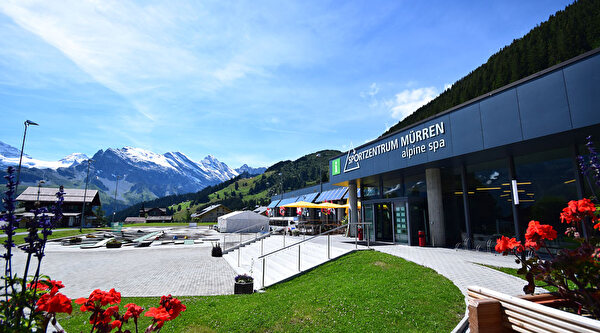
111,175 -> 121,224
36,180 -> 45,203
316,153 -> 323,193
80,159 -> 94,232
15,120 -> 39,195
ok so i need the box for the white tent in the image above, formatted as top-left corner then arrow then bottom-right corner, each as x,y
218,210 -> 269,233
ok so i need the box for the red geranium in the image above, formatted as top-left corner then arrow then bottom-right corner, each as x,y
560,198 -> 598,224
36,292 -> 72,315
524,220 -> 557,250
145,306 -> 171,328
123,303 -> 143,320
495,235 -> 523,253
159,294 -> 186,320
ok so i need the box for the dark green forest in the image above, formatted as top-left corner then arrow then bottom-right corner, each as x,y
383,0 -> 600,136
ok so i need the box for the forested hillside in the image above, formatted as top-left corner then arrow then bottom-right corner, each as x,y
383,0 -> 600,136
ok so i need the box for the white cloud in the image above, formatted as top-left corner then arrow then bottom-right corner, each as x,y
444,83 -> 453,91
360,82 -> 379,98
388,87 -> 438,120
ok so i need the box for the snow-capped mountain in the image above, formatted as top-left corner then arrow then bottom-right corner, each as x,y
0,141 -> 240,213
58,153 -> 89,167
235,164 -> 266,175
0,142 -> 89,170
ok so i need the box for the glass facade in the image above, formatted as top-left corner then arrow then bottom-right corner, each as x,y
441,168 -> 466,246
514,147 -> 578,247
465,158 -> 514,247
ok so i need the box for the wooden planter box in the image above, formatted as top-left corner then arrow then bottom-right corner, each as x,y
234,281 -> 254,294
467,286 -> 600,333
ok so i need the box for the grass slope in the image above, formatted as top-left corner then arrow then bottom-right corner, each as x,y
58,251 -> 464,332
171,172 -> 274,221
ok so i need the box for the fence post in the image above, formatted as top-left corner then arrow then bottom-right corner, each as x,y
298,245 -> 301,271
355,223 -> 358,249
237,246 -> 241,267
327,233 -> 331,259
261,238 -> 264,256
283,231 -> 286,247
262,258 -> 266,288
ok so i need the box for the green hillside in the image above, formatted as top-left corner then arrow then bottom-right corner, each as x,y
383,0 -> 600,136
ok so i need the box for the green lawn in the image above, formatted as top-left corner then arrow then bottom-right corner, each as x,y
11,229 -> 91,245
57,251 -> 464,332
478,264 -> 568,293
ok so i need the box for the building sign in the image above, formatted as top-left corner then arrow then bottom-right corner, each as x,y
344,138 -> 399,173
339,121 -> 447,174
400,121 -> 446,159
332,158 -> 341,175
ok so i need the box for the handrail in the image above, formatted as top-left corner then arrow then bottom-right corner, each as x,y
258,222 -> 371,259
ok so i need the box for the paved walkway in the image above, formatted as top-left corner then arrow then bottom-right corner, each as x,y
9,242 -> 236,298
374,244 -> 545,296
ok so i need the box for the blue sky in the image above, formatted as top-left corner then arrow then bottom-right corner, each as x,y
0,0 -> 574,168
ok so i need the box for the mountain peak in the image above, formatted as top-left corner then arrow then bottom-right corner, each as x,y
59,153 -> 89,167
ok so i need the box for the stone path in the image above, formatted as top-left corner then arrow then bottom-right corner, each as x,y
373,244 -> 545,296
9,242 -> 236,298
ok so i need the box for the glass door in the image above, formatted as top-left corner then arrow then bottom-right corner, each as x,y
375,203 -> 393,242
393,201 -> 409,243
363,204 -> 375,243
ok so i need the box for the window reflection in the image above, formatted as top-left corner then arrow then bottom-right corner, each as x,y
466,158 -> 514,246
515,147 -> 577,247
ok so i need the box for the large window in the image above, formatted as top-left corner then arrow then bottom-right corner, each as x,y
441,168 -> 466,246
514,147 -> 578,247
466,158 -> 514,244
404,173 -> 426,198
383,176 -> 404,199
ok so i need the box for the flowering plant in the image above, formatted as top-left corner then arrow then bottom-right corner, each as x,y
495,198 -> 600,318
0,166 -> 71,331
76,289 -> 186,333
234,274 -> 254,283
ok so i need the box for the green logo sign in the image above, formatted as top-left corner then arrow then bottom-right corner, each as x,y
332,158 -> 341,176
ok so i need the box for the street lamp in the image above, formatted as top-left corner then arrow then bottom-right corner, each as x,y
111,175 -> 121,224
80,159 -> 94,232
316,153 -> 323,193
36,180 -> 45,203
15,120 -> 39,195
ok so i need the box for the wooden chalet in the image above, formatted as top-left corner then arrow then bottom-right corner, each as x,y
16,186 -> 101,228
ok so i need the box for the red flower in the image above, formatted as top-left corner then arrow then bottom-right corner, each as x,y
159,295 -> 186,320
145,306 -> 170,327
111,320 -> 122,330
560,198 -> 597,224
495,235 -> 523,253
524,220 -> 557,250
28,279 -> 65,295
595,222 -> 600,231
123,303 -> 143,320
36,292 -> 72,314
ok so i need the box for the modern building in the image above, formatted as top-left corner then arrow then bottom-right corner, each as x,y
270,48 -> 600,249
16,186 -> 101,227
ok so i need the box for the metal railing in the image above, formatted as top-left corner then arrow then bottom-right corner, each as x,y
256,222 -> 372,288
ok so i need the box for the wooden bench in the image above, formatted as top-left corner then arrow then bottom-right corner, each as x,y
467,286 -> 600,333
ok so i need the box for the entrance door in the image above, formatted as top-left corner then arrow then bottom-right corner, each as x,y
393,202 -> 409,243
375,203 -> 393,242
